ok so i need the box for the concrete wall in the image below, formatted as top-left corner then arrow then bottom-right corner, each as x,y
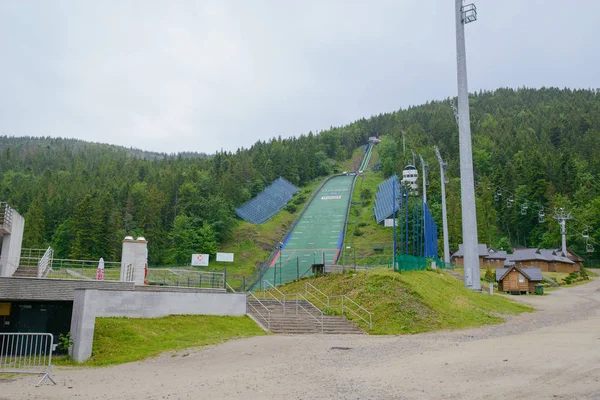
0,208 -> 25,277
70,288 -> 247,362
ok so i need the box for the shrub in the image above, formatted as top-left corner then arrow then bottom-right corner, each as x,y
285,204 -> 297,213
485,268 -> 495,281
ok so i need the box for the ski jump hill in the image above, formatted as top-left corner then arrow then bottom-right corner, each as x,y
262,144 -> 375,286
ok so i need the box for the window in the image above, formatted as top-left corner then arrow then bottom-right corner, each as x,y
518,273 -> 525,283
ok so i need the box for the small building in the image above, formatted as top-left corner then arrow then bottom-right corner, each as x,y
483,248 -> 511,269
450,244 -> 490,267
511,248 -> 578,273
496,266 -> 543,294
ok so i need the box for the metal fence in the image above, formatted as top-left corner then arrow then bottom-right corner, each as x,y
0,333 -> 56,386
146,269 -> 225,289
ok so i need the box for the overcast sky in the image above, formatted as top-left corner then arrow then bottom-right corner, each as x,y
1,1 -> 598,154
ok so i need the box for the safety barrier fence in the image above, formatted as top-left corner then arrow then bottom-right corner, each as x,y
0,333 -> 56,386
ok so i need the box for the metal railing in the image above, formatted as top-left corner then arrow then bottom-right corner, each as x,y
247,292 -> 271,330
20,248 -> 49,260
147,269 -> 225,289
296,293 -> 324,332
305,282 -> 373,330
262,280 -> 294,313
37,247 -> 54,278
0,333 -> 56,386
0,202 -> 13,232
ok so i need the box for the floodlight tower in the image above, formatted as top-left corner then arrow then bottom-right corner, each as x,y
435,146 -> 451,265
419,155 -> 429,257
553,208 -> 573,255
454,0 -> 480,290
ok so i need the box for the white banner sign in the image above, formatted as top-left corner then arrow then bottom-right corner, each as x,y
216,252 -> 234,262
384,219 -> 398,227
191,254 -> 209,267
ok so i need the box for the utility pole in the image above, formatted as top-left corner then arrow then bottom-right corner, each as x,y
435,146 -> 451,265
419,155 -> 428,203
553,208 -> 573,255
455,0 -> 480,290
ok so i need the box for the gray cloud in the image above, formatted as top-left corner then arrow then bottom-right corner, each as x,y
1,0 -> 598,154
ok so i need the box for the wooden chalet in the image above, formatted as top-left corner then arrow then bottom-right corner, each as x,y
496,266 -> 543,294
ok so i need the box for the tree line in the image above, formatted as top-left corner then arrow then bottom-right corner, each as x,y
1,87 -> 599,263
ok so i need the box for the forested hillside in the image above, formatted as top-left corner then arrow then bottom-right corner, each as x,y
1,87 -> 599,264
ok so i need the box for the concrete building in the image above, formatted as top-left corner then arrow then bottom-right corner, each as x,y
0,277 -> 246,362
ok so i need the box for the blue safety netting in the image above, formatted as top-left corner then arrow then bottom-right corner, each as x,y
373,174 -> 401,223
235,177 -> 299,224
423,202 -> 439,258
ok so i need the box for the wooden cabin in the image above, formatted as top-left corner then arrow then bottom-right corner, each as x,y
496,266 -> 543,294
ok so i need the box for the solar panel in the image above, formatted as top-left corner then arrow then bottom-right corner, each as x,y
235,177 -> 300,224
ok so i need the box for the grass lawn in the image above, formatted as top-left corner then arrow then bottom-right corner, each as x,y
341,150 -> 397,266
273,269 -> 532,334
54,315 -> 266,367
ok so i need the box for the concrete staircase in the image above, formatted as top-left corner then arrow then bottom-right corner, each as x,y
12,266 -> 38,278
247,298 -> 364,334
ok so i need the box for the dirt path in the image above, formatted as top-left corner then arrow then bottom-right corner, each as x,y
3,280 -> 600,400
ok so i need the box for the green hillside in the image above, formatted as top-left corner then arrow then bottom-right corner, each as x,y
271,269 -> 532,334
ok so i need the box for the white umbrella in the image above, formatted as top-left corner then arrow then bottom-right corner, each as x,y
96,257 -> 105,281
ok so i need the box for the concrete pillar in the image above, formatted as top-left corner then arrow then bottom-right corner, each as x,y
120,236 -> 147,285
0,207 -> 25,277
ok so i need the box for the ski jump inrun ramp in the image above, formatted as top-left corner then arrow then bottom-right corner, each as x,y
268,144 -> 374,285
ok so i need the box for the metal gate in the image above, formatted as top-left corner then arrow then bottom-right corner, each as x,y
0,333 -> 56,386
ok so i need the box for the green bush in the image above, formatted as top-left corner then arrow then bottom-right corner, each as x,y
285,204 -> 297,213
484,268 -> 495,281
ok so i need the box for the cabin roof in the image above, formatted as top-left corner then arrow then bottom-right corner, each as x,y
496,266 -> 543,282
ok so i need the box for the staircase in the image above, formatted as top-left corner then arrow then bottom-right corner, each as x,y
445,269 -> 462,281
12,266 -> 38,278
247,298 -> 364,334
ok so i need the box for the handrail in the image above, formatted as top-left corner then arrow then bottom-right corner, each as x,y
247,292 -> 271,330
296,293 -> 324,333
37,247 -> 54,278
225,282 -> 236,292
262,280 -> 286,312
304,282 -> 374,331
335,295 -> 373,330
305,282 -> 330,308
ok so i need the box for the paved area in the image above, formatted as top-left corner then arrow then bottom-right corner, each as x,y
2,279 -> 600,399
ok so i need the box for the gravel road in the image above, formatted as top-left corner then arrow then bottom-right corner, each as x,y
2,279 -> 600,400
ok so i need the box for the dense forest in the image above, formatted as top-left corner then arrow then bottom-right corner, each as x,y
1,87 -> 599,264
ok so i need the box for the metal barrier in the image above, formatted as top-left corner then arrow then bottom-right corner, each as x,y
0,202 -> 13,232
0,333 -> 56,386
37,247 -> 54,278
247,292 -> 271,330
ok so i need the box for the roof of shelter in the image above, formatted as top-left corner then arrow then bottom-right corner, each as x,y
451,244 -> 489,258
496,266 -> 543,282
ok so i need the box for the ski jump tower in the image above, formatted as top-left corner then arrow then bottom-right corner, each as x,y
0,202 -> 25,277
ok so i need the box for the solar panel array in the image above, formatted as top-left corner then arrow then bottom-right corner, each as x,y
235,177 -> 300,224
374,174 -> 401,223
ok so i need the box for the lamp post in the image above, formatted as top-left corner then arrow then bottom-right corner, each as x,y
455,0 -> 481,290
435,146 -> 451,265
